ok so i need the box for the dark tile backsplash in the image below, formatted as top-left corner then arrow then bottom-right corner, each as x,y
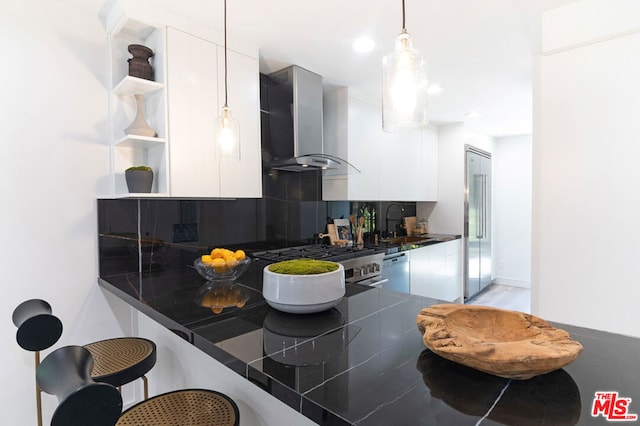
98,173 -> 416,277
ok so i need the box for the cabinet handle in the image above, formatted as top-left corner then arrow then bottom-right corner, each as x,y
481,174 -> 486,239
371,279 -> 390,288
474,174 -> 482,238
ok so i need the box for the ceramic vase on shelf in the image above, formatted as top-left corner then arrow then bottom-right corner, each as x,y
125,166 -> 153,193
124,94 -> 157,137
127,44 -> 154,80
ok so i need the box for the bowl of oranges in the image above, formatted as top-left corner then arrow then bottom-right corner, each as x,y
193,247 -> 251,281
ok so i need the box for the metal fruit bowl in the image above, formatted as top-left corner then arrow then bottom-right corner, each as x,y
193,257 -> 251,281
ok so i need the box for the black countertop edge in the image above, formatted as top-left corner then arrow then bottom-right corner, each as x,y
98,277 -> 196,344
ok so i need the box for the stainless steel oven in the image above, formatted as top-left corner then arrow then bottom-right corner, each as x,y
252,245 -> 387,287
340,252 -> 386,286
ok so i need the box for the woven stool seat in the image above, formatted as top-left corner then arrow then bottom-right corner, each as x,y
116,389 -> 239,426
84,337 -> 156,399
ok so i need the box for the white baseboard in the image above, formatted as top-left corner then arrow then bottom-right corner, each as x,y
492,277 -> 531,288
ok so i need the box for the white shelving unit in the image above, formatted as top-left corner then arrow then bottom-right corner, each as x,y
104,5 -> 262,199
107,14 -> 169,197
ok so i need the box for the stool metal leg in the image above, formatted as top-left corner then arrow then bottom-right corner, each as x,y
35,351 -> 42,426
142,375 -> 148,400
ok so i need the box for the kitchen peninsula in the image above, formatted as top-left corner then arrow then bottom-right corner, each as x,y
99,244 -> 640,425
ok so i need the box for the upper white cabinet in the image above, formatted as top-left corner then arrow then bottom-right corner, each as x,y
215,44 -> 262,198
322,88 -> 438,201
107,16 -> 170,197
166,27 -> 262,198
166,28 -> 219,197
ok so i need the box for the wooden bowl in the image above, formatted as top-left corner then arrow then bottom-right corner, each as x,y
416,304 -> 583,380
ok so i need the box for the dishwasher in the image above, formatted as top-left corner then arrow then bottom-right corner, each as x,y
378,252 -> 410,293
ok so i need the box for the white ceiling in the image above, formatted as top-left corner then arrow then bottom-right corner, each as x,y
95,0 -> 578,137
226,0 -> 578,138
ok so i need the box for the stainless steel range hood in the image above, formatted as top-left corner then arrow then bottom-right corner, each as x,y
269,153 -> 340,172
263,65 -> 357,174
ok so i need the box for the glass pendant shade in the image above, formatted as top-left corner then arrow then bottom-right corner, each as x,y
382,31 -> 428,132
214,106 -> 240,161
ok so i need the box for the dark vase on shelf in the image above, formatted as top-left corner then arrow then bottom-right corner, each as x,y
128,44 -> 154,80
125,167 -> 154,193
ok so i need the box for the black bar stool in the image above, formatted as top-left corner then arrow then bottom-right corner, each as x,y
13,299 -> 157,425
12,299 -> 63,426
36,346 -> 123,426
37,347 -> 240,426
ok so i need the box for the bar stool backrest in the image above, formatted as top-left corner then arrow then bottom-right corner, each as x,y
12,299 -> 62,351
36,346 -> 123,426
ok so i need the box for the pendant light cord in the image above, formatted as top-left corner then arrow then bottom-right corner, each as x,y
401,0 -> 406,33
223,0 -> 229,108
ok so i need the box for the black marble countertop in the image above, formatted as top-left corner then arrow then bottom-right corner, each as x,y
98,257 -> 640,425
374,233 -> 462,254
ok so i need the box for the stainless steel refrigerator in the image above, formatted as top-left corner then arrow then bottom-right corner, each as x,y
464,145 -> 492,300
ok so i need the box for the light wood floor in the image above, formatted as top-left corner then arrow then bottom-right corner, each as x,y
466,284 -> 531,313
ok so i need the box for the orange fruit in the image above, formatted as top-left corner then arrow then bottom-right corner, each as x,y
210,248 -> 224,258
210,257 -> 226,267
234,250 -> 246,260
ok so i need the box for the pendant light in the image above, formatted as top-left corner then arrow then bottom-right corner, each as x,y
382,0 -> 428,132
214,0 -> 240,161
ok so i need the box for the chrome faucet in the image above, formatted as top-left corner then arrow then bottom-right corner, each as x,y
385,203 -> 405,237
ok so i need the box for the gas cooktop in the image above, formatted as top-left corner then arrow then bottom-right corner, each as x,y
252,244 -> 379,263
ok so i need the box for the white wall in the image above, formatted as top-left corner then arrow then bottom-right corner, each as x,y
493,135 -> 531,288
0,2 -> 322,424
425,123 -> 493,235
0,1 -> 132,424
423,123 -> 464,234
534,0 -> 640,337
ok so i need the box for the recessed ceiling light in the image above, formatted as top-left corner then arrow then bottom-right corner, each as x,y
353,36 -> 375,53
465,111 -> 483,119
427,84 -> 444,95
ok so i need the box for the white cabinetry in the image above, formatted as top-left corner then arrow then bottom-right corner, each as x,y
166,28 -> 261,198
166,28 -> 218,197
107,18 -> 169,197
215,44 -> 262,198
105,12 -> 261,199
322,88 -> 437,201
409,240 -> 462,302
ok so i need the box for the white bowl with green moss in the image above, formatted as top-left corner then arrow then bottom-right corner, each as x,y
263,259 -> 345,314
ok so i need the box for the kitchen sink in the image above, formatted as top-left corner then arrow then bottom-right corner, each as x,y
380,235 -> 432,245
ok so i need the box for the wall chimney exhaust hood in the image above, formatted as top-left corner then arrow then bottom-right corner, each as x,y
262,65 -> 358,174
